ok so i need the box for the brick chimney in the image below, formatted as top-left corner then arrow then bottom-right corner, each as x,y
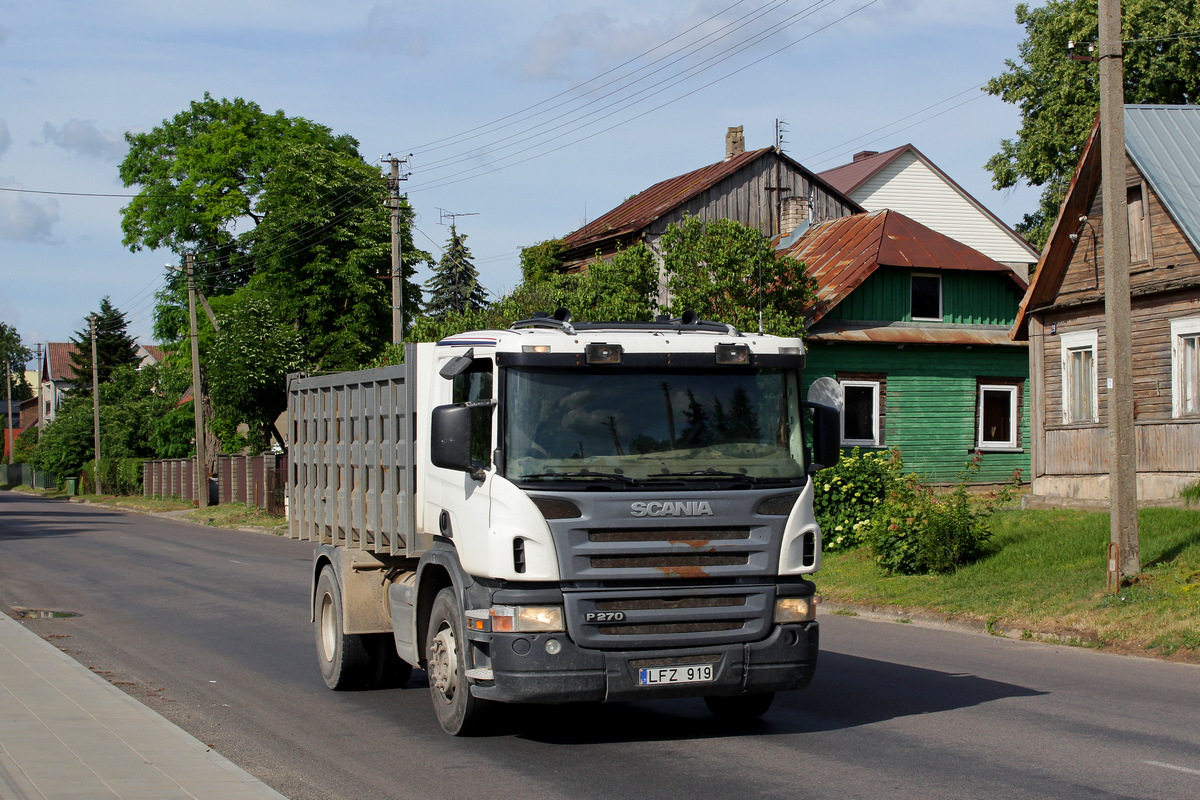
725,126 -> 745,161
780,195 -> 811,236
852,150 -> 878,162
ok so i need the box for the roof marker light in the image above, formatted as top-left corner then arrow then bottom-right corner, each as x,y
715,343 -> 751,365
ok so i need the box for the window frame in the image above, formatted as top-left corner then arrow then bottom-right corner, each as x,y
977,383 -> 1019,450
1127,182 -> 1150,264
1171,317 -> 1200,419
1060,329 -> 1099,424
910,272 -> 943,322
839,379 -> 881,446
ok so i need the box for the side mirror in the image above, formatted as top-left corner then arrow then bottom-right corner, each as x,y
430,404 -> 475,474
805,402 -> 841,472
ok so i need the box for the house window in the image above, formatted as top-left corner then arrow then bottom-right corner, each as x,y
1172,318 -> 1200,418
840,380 -> 880,446
1060,330 -> 1098,424
978,383 -> 1019,449
1128,184 -> 1148,262
911,273 -> 942,321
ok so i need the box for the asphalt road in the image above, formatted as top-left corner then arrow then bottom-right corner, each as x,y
1,490 -> 1198,800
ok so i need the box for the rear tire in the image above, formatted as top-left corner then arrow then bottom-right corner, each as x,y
315,566 -> 369,690
426,587 -> 485,735
704,692 -> 775,721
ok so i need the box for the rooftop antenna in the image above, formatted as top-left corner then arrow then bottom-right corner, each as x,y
775,118 -> 790,154
438,208 -> 479,226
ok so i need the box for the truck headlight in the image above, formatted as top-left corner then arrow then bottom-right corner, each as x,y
490,605 -> 565,633
774,595 -> 819,623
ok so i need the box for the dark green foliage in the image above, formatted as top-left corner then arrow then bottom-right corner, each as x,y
986,0 -> 1200,246
1,322 -> 33,401
864,456 -> 1019,575
519,238 -> 565,284
121,93 -> 426,372
206,292 -> 303,449
424,225 -> 488,318
408,242 -> 659,342
660,217 -> 814,336
813,448 -> 898,552
12,425 -> 38,464
86,457 -> 145,496
67,297 -> 139,395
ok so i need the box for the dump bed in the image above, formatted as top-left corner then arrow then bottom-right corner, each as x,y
288,349 -> 418,556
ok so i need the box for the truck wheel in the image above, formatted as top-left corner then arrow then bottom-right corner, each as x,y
426,587 -> 485,735
315,566 -> 370,690
704,692 -> 775,721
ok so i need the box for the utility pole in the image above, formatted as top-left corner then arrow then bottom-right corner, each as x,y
387,155 -> 410,346
1098,0 -> 1138,586
35,343 -> 42,437
4,343 -> 11,466
186,252 -> 208,508
90,314 -> 100,483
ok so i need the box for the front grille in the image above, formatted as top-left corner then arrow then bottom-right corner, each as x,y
589,528 -> 750,543
590,554 -> 749,569
565,586 -> 773,649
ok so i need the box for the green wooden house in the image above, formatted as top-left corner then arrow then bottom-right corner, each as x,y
779,209 -> 1031,483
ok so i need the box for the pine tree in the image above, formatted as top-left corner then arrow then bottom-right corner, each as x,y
423,224 -> 487,318
68,297 -> 140,395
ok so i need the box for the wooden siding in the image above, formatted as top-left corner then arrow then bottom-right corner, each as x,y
643,152 -> 856,241
827,267 -> 1023,325
804,344 -> 1030,483
1049,156 -> 1200,310
853,150 -> 1037,268
1032,289 -> 1200,476
1042,422 -> 1200,475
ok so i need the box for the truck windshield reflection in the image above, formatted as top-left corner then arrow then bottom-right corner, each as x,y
504,368 -> 805,484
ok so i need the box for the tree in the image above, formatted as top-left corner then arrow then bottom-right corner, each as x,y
206,292 -> 304,449
986,0 -> 1200,246
423,224 -> 488,318
660,216 -> 815,336
67,297 -> 139,395
120,93 -> 426,369
1,322 -> 33,402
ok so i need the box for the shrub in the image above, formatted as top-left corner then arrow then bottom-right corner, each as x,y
864,455 -> 1019,575
813,448 -> 898,551
88,457 -> 145,496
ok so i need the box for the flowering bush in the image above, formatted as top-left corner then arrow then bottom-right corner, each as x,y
813,448 -> 899,552
864,454 -> 1020,575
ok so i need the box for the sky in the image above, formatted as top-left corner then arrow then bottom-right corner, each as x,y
0,0 -> 1044,363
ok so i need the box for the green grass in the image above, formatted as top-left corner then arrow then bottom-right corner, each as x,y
818,507 -> 1200,660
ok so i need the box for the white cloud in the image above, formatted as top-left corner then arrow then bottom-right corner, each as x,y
0,119 -> 11,158
41,119 -> 127,162
0,180 -> 60,242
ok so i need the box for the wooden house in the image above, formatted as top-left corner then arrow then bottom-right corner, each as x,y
40,342 -> 79,426
558,127 -> 861,272
780,210 -> 1030,483
1013,105 -> 1200,501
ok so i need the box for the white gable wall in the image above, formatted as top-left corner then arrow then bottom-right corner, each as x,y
850,151 -> 1037,277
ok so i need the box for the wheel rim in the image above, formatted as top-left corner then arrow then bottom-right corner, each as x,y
428,622 -> 458,702
320,592 -> 336,662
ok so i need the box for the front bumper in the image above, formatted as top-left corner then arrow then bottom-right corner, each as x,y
467,621 -> 818,704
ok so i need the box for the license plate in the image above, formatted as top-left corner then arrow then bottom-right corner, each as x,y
638,664 -> 714,685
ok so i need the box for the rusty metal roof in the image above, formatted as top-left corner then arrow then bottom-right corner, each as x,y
807,321 -> 1024,347
817,145 -> 910,195
777,209 -> 1028,326
561,147 -> 775,253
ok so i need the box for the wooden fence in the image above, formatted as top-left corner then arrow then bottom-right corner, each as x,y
143,453 -> 287,515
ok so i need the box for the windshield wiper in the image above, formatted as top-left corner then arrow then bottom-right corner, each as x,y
643,468 -> 760,482
518,469 -> 638,485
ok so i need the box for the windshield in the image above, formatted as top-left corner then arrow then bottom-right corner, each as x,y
503,367 -> 806,485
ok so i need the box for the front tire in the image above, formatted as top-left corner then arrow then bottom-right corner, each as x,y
704,692 -> 775,721
426,587 -> 485,735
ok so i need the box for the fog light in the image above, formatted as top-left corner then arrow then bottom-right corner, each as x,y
545,638 -> 562,655
775,595 -> 819,623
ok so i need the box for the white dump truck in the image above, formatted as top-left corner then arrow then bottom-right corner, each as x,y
288,311 -> 840,734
